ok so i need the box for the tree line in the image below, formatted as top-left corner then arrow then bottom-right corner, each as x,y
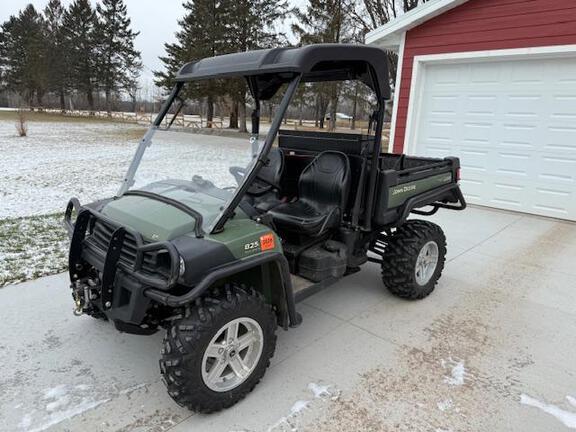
154,0 -> 427,131
0,0 -> 428,126
0,0 -> 140,113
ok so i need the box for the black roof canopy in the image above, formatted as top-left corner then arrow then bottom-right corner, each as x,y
176,44 -> 391,100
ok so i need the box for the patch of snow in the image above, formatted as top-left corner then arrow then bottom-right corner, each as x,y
74,384 -> 91,391
16,382 -> 113,432
46,395 -> 70,412
290,400 -> 311,416
119,383 -> 147,395
307,383 -> 331,398
29,397 -> 110,432
567,395 -> 576,409
442,358 -> 466,386
43,384 -> 68,400
266,382 -> 341,431
520,394 -> 576,429
437,398 -> 454,412
18,414 -> 32,430
267,400 -> 311,432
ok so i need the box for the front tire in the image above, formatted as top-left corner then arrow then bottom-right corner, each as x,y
381,220 -> 446,300
160,284 -> 277,413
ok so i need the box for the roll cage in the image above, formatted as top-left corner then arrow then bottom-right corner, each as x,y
119,44 -> 391,235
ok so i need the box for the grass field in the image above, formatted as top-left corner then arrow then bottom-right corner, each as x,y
0,213 -> 68,287
0,114 -> 147,287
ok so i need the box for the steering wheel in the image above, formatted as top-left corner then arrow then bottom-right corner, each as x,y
229,166 -> 278,190
229,166 -> 246,185
191,175 -> 215,189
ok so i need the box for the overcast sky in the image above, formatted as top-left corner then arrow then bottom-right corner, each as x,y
1,0 -> 305,89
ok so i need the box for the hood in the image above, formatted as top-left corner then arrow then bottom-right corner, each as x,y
101,182 -> 228,241
101,195 -> 196,241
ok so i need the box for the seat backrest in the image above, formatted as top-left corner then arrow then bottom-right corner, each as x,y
258,148 -> 284,186
299,151 -> 350,211
248,148 -> 284,195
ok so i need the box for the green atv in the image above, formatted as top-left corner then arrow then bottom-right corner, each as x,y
64,44 -> 466,412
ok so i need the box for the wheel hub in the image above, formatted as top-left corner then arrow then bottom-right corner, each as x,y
201,317 -> 264,392
415,241 -> 439,286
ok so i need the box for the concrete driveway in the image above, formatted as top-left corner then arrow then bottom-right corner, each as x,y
1,206 -> 576,432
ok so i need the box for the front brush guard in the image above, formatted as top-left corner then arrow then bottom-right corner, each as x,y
66,200 -> 181,298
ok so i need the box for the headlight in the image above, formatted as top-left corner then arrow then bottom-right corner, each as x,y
179,256 -> 186,277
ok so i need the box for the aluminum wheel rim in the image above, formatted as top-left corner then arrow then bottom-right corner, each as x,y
201,317 -> 264,392
415,241 -> 439,286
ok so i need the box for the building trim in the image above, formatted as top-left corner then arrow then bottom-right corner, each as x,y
388,32 -> 406,153
365,0 -> 469,47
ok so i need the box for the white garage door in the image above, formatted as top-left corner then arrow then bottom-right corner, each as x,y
413,55 -> 576,221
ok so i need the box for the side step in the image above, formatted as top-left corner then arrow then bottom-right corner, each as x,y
291,274 -> 340,303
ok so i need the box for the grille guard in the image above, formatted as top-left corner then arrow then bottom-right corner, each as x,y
66,199 -> 180,291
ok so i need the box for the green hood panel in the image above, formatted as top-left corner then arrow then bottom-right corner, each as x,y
101,195 -> 198,241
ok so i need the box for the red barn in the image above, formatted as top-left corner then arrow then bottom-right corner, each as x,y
367,0 -> 576,221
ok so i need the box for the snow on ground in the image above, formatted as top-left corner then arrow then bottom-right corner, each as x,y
266,382 -> 340,432
0,119 -> 142,218
441,358 -> 467,386
520,393 -> 576,429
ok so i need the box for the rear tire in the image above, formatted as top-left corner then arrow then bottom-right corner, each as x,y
381,220 -> 446,300
160,284 -> 277,413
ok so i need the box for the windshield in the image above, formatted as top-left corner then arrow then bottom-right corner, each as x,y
122,78 -> 285,231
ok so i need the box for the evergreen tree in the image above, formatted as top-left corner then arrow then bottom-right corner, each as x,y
62,0 -> 98,111
292,0 -> 355,130
96,0 -> 141,114
155,0 -> 229,127
224,0 -> 288,131
44,0 -> 68,111
0,5 -> 48,107
0,25 -> 7,90
156,0 -> 288,130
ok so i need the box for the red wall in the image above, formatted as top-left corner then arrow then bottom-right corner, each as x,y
393,0 -> 576,153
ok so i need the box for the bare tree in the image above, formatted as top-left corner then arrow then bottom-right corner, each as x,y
16,108 -> 28,137
404,0 -> 429,12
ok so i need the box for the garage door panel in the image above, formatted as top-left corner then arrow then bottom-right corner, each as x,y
551,95 -> 576,120
509,61 -> 547,85
538,155 -> 576,184
499,123 -> 540,147
459,178 -> 486,203
423,144 -> 453,158
545,126 -> 576,155
427,94 -> 460,115
504,95 -> 543,117
494,153 -> 534,178
466,94 -> 498,114
415,55 -> 576,221
531,188 -> 573,217
470,62 -> 502,83
491,181 -> 528,208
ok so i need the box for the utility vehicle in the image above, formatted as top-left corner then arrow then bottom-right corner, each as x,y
64,44 -> 466,412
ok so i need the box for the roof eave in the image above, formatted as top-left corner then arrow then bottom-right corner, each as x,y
365,0 -> 470,49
